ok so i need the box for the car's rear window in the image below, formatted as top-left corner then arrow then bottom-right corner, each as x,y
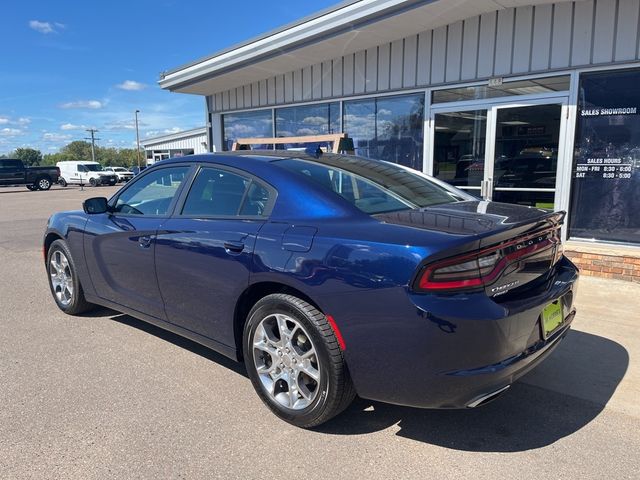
273,156 -> 467,214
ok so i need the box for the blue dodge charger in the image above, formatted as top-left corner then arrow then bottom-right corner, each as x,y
44,151 -> 578,427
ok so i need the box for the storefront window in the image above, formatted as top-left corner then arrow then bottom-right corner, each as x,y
222,110 -> 273,150
343,93 -> 424,170
275,103 -> 340,149
569,69 -> 640,244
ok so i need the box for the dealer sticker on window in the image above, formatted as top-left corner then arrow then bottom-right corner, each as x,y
542,300 -> 564,337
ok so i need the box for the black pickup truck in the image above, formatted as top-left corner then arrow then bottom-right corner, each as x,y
0,159 -> 60,190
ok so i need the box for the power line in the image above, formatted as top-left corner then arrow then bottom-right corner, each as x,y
84,128 -> 100,163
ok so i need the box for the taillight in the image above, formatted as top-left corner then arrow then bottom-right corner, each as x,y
417,228 -> 560,292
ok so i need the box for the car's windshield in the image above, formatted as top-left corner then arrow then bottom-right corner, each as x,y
112,167 -> 126,172
84,164 -> 103,172
274,156 -> 471,214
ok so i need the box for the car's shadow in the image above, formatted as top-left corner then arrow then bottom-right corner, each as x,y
89,308 -> 628,452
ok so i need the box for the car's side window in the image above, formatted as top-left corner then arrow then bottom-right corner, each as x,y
181,167 -> 270,217
114,166 -> 189,216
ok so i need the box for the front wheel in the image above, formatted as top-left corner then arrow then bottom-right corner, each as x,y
89,178 -> 98,187
46,240 -> 95,315
26,184 -> 38,191
243,294 -> 355,428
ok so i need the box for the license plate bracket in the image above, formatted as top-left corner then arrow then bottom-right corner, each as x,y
541,300 -> 564,338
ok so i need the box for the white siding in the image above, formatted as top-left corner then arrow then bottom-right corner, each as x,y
143,130 -> 208,154
212,0 -> 640,112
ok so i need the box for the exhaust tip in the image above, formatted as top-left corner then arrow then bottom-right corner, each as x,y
467,385 -> 511,408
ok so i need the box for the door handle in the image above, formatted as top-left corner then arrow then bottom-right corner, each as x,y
223,241 -> 245,254
139,235 -> 152,248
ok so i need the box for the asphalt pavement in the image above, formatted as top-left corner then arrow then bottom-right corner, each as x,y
0,185 -> 638,479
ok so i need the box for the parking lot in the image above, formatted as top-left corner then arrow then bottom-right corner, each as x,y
0,185 -> 638,479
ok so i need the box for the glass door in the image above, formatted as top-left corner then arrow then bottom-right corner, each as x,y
487,102 -> 566,208
430,98 -> 568,210
431,109 -> 487,196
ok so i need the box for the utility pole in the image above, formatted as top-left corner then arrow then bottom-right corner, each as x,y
84,128 -> 100,163
134,110 -> 141,168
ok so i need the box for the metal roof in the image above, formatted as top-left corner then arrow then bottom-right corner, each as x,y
159,0 -> 568,95
141,127 -> 207,147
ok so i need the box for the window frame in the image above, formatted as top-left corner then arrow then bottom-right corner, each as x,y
107,163 -> 196,218
173,163 -> 278,220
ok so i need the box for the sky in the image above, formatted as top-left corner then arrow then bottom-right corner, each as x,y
0,0 -> 339,155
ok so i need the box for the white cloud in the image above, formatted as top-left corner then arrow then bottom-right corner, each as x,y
104,119 -> 148,131
59,100 -> 103,109
29,20 -> 64,34
60,123 -> 87,131
43,132 -> 72,142
0,128 -> 23,137
143,128 -> 181,138
116,80 -> 147,91
0,116 -> 30,126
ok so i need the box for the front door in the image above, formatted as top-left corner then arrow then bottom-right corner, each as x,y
83,165 -> 191,319
430,99 -> 568,210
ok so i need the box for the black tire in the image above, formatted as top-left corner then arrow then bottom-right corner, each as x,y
36,176 -> 52,190
46,239 -> 95,315
243,294 -> 355,428
26,184 -> 38,191
89,178 -> 98,187
59,178 -> 67,187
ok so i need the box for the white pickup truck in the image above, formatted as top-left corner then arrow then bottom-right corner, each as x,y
104,166 -> 134,183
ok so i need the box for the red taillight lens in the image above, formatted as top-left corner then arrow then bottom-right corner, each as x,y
419,251 -> 501,290
417,228 -> 560,292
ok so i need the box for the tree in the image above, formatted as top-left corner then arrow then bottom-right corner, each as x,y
60,141 -> 93,161
13,147 -> 43,166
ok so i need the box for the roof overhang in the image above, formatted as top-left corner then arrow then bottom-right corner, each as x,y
141,127 -> 207,147
159,0 -> 570,95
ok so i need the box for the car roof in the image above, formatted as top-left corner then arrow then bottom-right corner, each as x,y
151,151 -> 385,221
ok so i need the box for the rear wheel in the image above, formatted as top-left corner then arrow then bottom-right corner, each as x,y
59,178 -> 67,187
36,176 -> 52,190
26,184 -> 38,191
243,294 -> 355,428
46,240 -> 94,315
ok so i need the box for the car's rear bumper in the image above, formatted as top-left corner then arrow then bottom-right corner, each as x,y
330,257 -> 579,409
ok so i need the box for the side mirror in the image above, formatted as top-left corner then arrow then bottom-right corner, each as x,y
83,197 -> 109,214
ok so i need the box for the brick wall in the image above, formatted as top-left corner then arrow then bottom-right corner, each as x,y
565,249 -> 640,283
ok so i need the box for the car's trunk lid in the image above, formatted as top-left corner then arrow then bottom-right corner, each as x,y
374,201 -> 564,296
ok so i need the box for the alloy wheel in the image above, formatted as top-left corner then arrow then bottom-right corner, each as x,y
252,313 -> 321,410
38,178 -> 51,190
49,250 -> 74,306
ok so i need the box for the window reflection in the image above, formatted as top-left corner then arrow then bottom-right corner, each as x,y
343,94 -> 424,170
433,110 -> 487,187
223,110 -> 273,150
275,103 -> 339,150
570,68 -> 640,244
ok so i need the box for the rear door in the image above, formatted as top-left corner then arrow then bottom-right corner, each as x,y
155,165 -> 274,345
83,165 -> 191,318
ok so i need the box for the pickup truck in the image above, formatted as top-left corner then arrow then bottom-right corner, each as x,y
0,159 -> 60,190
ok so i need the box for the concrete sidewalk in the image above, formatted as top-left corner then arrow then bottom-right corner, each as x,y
525,275 -> 639,418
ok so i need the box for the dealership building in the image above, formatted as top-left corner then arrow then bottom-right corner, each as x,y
159,0 -> 640,281
141,127 -> 208,164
